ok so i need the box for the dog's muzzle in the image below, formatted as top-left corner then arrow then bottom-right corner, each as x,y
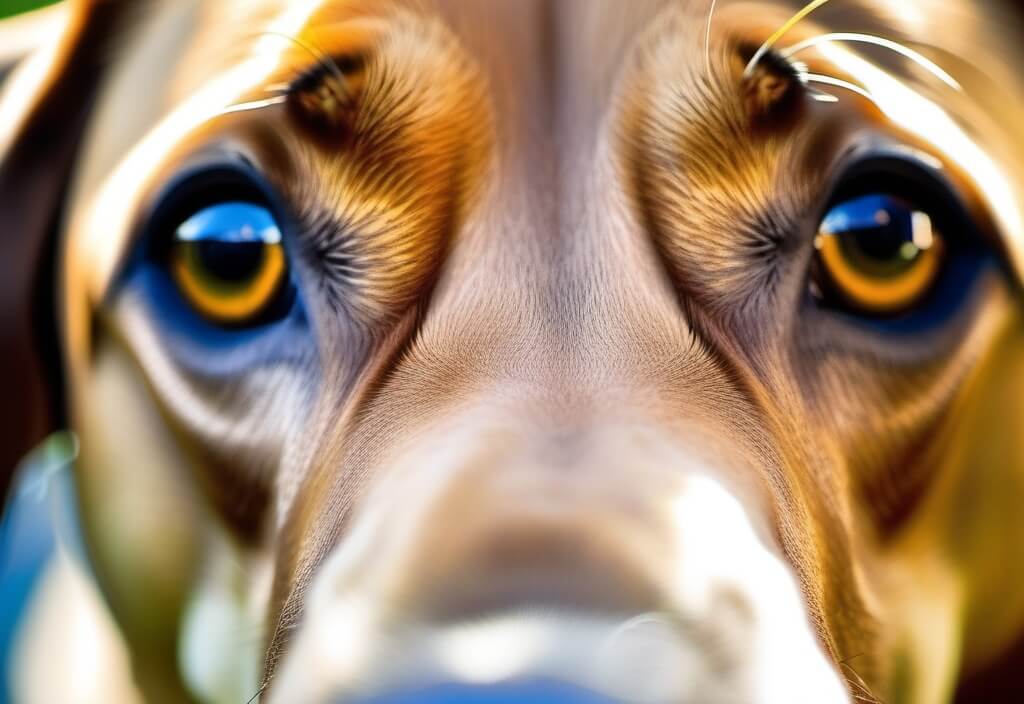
269,423 -> 850,703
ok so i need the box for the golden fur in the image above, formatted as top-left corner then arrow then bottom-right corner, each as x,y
2,1 -> 1024,702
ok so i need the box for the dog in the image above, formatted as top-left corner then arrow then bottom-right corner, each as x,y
2,0 -> 1024,702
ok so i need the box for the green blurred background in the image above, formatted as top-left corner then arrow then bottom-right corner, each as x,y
0,0 -> 57,19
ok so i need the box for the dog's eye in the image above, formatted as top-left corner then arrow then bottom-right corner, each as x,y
812,194 -> 945,315
170,202 -> 291,325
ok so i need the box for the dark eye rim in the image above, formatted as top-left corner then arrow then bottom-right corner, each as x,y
809,152 -> 990,323
143,163 -> 278,261
818,153 -> 980,248
134,162 -> 299,329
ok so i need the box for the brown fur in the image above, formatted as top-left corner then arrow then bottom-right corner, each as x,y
2,1 -> 1024,702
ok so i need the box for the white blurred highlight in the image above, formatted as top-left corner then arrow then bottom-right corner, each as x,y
668,475 -> 849,704
12,552 -> 142,704
436,619 -> 548,684
271,470 -> 849,703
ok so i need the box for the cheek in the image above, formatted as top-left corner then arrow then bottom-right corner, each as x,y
73,333 -> 284,701
71,338 -> 202,655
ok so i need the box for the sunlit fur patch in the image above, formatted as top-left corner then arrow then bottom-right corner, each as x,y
263,6 -> 492,326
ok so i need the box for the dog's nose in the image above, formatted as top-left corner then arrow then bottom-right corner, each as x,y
349,681 -> 615,704
270,426 -> 851,703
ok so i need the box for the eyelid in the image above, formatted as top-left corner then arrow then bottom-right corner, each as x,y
819,140 -> 1010,258
816,149 -> 977,242
114,156 -> 282,284
822,145 -> 946,205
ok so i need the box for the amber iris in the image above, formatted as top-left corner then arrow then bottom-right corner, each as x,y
814,194 -> 945,315
171,202 -> 288,324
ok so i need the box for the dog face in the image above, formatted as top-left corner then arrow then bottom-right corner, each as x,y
3,1 -> 1024,702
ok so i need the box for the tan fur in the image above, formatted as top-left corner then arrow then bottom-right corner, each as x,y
2,1 -> 1024,702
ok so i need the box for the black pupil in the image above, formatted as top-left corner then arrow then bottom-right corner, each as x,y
846,219 -> 908,261
824,194 -> 926,277
195,239 -> 265,284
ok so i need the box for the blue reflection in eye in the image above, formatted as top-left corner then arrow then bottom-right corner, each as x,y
819,193 -> 937,277
176,202 -> 282,244
117,168 -> 314,376
814,191 -> 944,317
821,194 -> 916,237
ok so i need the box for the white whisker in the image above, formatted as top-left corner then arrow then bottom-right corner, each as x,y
704,0 -> 719,78
744,0 -> 835,78
219,96 -> 288,115
782,32 -> 962,91
802,73 -> 877,105
259,30 -> 351,106
810,91 -> 839,102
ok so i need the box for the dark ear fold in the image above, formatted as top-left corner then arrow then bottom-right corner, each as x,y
0,1 -> 130,496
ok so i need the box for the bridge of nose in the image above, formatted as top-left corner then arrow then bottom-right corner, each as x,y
415,0 -> 694,391
266,2 -> 802,695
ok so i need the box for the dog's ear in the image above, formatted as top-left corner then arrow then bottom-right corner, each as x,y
0,1 -> 133,495
0,4 -> 67,80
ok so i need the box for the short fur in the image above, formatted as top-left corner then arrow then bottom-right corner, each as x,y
2,1 -> 1024,702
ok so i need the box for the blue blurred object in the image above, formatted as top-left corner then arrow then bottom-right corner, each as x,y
350,680 -> 617,704
0,432 -> 81,704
